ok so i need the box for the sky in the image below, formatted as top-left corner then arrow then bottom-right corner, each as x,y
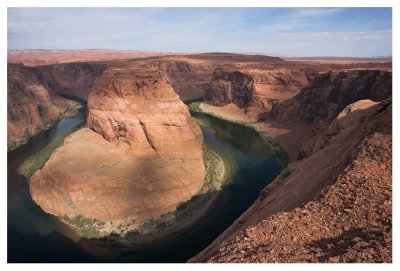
7,7 -> 392,57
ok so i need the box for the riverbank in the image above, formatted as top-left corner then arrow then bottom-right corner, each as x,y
18,109 -> 86,180
8,102 -> 84,152
189,101 -> 289,167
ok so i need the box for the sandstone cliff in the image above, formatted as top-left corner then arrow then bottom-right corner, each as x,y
190,99 -> 392,263
144,60 -> 214,100
204,68 -> 314,119
30,67 -> 205,227
36,62 -> 107,101
7,64 -> 77,151
250,69 -> 392,161
204,69 -> 255,108
267,70 -> 392,128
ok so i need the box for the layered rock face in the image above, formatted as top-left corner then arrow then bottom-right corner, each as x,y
7,64 -> 76,151
144,60 -> 214,100
204,69 -> 255,107
87,68 -> 204,158
30,67 -> 205,223
267,70 -> 392,127
249,69 -> 315,108
36,62 -> 107,101
204,68 -> 313,118
191,99 -> 392,263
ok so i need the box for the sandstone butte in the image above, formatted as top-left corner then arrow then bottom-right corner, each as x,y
29,67 -> 205,225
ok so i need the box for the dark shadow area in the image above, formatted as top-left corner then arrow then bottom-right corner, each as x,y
305,228 -> 388,262
7,227 -> 108,263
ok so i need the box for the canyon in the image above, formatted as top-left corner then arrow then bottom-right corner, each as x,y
7,51 -> 392,263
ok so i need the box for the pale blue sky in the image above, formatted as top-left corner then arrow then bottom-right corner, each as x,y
7,8 -> 392,57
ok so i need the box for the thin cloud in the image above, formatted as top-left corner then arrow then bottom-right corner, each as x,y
7,7 -> 392,57
291,8 -> 343,18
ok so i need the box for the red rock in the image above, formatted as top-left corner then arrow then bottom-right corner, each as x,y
7,63 -> 77,151
30,66 -> 205,224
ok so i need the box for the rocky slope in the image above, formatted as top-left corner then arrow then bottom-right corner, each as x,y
190,99 -> 392,263
30,66 -> 205,228
36,62 -> 107,101
7,63 -> 77,151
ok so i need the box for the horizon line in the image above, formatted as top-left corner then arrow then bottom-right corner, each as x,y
7,49 -> 393,59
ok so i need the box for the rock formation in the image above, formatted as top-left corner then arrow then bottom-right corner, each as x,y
244,69 -> 392,161
145,60 -> 214,100
36,62 -> 107,101
267,70 -> 392,128
204,69 -> 255,107
204,68 -> 314,119
30,67 -> 205,224
7,63 -> 77,151
190,99 -> 392,263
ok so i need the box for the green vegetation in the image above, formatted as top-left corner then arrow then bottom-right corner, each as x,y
62,214 -> 104,239
281,168 -> 292,178
258,132 -> 289,167
202,143 -> 228,191
19,122 -> 85,180
188,101 -> 203,112
182,97 -> 203,105
189,101 -> 250,125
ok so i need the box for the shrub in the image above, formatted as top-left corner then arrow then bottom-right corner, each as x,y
281,168 -> 292,178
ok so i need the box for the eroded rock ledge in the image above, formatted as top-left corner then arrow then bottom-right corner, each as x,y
30,67 -> 205,231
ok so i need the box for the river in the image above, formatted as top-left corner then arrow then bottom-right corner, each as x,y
7,108 -> 282,263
